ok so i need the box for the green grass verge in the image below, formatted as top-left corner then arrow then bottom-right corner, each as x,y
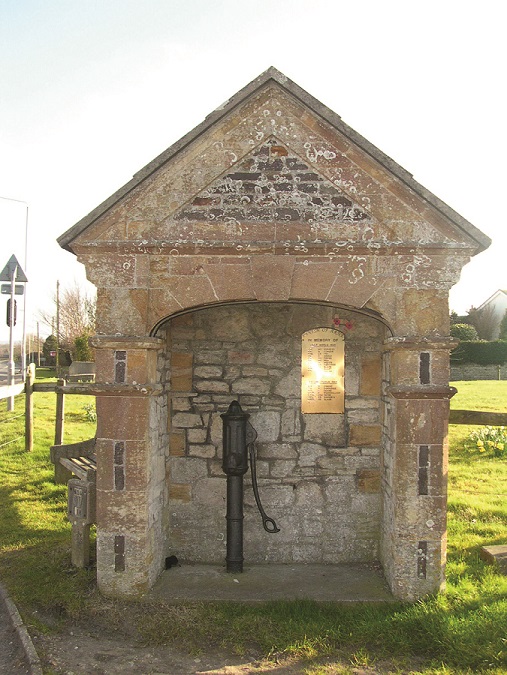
0,381 -> 506,673
35,367 -> 57,381
0,384 -> 97,617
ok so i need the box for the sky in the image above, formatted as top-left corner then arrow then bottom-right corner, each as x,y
1,0 -> 506,346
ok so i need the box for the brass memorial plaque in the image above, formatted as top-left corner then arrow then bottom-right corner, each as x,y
301,328 -> 344,413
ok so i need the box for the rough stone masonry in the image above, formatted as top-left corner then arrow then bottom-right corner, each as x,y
58,67 -> 490,601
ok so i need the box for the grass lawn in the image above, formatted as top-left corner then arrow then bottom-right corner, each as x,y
0,377 -> 506,673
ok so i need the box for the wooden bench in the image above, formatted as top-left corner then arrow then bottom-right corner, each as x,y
50,437 -> 96,485
50,437 -> 97,568
59,453 -> 97,481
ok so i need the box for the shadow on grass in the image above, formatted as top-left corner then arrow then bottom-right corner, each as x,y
124,590 -> 507,672
0,480 -> 96,615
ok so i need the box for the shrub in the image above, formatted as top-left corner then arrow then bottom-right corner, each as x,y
82,403 -> 97,422
450,323 -> 478,341
451,340 -> 507,364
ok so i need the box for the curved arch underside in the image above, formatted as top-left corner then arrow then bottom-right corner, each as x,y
150,298 -> 394,337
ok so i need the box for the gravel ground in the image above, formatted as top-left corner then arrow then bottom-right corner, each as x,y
31,624 -> 313,674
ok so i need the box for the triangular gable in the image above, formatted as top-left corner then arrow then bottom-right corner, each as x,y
58,67 -> 491,255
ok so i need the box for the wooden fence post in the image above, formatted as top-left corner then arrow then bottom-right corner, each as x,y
25,363 -> 35,452
55,378 -> 66,445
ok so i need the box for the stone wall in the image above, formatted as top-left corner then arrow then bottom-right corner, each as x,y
164,302 -> 386,565
92,336 -> 167,596
379,336 -> 454,600
451,364 -> 507,381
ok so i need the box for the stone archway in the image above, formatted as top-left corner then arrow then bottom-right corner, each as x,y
157,301 -> 389,567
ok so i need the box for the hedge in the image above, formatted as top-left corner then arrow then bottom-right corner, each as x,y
451,340 -> 507,365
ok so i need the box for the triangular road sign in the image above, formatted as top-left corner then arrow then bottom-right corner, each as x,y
0,254 -> 28,282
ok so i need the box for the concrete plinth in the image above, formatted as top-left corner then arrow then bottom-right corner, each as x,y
146,563 -> 394,603
480,545 -> 507,574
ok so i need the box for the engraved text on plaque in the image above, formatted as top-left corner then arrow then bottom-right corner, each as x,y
301,328 -> 344,413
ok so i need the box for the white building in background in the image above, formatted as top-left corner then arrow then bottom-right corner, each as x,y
477,289 -> 507,339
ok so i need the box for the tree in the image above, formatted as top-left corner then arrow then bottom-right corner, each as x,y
450,310 -> 471,325
42,334 -> 58,366
42,335 -> 71,366
450,323 -> 479,341
39,282 -> 96,359
74,334 -> 93,361
499,310 -> 507,341
467,305 -> 498,341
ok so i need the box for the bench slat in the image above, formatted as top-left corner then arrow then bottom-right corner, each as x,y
60,456 -> 97,482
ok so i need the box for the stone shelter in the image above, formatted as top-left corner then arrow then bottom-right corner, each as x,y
58,68 -> 490,601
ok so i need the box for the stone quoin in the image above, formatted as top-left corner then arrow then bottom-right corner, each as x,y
58,68 -> 490,601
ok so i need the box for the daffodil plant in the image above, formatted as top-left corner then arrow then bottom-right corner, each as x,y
465,426 -> 507,457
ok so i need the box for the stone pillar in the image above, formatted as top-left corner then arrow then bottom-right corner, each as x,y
380,337 -> 457,600
90,336 -> 166,598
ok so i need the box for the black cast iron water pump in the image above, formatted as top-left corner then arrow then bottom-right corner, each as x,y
221,400 -> 280,572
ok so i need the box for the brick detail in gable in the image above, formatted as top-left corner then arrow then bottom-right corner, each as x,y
174,137 -> 372,224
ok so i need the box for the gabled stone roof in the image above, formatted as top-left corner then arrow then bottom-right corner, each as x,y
58,67 -> 491,254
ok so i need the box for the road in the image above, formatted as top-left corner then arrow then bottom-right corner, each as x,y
0,359 -> 22,384
0,359 -> 8,381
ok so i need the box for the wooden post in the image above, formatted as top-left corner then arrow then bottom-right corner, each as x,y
25,363 -> 35,452
71,521 -> 91,568
68,478 -> 95,567
55,378 -> 65,445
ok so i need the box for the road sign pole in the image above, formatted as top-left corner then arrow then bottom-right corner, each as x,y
1,254 -> 28,410
7,262 -> 17,411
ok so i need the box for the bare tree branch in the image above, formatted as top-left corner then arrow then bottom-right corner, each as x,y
38,282 -> 96,355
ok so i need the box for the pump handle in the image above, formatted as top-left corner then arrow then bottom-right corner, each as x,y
247,426 -> 280,534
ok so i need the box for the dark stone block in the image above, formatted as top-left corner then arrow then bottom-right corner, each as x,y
331,196 -> 353,207
256,159 -> 284,171
114,441 -> 125,465
192,197 -> 220,206
298,183 -> 319,193
352,209 -> 370,221
275,207 -> 300,221
286,157 -> 309,170
227,172 -> 262,181
175,209 -> 211,220
297,172 -> 323,182
114,465 -> 125,491
114,535 -> 125,572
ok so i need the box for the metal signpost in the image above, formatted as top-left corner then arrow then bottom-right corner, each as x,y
0,255 -> 28,411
